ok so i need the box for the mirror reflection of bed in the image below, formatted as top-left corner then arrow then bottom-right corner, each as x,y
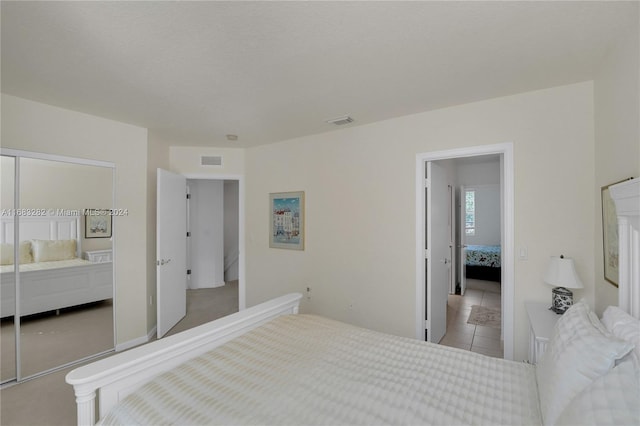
0,155 -> 115,383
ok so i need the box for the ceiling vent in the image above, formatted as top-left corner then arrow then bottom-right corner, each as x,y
201,156 -> 223,167
326,116 -> 354,126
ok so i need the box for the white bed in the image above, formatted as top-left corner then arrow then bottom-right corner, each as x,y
66,178 -> 640,426
0,216 -> 113,318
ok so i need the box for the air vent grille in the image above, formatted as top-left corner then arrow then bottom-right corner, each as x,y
201,156 -> 223,166
326,116 -> 354,126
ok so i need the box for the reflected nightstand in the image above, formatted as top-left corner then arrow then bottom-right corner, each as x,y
84,249 -> 112,263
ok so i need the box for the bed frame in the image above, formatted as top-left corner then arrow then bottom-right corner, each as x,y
66,179 -> 640,426
465,265 -> 501,282
0,216 -> 113,317
66,293 -> 302,426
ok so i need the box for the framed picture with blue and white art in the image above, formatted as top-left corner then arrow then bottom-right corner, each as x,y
269,191 -> 304,250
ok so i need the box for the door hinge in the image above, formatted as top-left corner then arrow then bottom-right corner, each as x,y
187,232 -> 191,237
187,269 -> 191,275
186,193 -> 191,199
424,248 -> 430,259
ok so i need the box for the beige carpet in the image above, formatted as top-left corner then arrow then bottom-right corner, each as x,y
1,281 -> 238,426
166,281 -> 239,337
467,305 -> 501,329
1,300 -> 114,382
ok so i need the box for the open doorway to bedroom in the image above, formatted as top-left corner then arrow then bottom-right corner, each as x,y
416,143 -> 514,360
445,156 -> 502,358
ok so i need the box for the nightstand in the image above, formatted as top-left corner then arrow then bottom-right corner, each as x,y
84,249 -> 113,263
525,301 -> 560,364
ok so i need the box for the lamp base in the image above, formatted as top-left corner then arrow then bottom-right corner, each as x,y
550,287 -> 573,314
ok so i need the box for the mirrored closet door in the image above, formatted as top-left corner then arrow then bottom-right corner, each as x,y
0,152 -> 115,383
1,155 -> 17,382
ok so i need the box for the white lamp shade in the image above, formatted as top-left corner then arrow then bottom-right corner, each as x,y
544,256 -> 584,289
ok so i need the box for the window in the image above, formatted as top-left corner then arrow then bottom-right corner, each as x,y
465,189 -> 475,236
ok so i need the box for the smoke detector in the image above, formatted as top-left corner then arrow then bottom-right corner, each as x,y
326,116 -> 354,126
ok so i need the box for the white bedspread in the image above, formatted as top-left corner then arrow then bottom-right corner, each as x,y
99,315 -> 541,426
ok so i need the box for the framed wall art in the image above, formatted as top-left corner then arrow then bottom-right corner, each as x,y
269,191 -> 304,250
601,178 -> 633,286
85,209 -> 112,238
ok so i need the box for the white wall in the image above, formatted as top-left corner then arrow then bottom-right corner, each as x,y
593,21 -> 640,315
1,157 -> 114,252
187,179 -> 225,289
456,158 -> 501,186
145,134 -> 170,332
245,81 -> 595,361
1,94 -> 149,346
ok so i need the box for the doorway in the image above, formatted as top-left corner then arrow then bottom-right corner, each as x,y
179,179 -> 239,333
416,143 -> 514,360
447,157 -> 502,357
156,170 -> 245,338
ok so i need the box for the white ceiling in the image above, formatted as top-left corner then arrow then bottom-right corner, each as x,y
1,1 -> 637,148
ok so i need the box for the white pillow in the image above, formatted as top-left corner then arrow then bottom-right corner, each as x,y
535,301 -> 634,426
601,306 -> 640,362
19,241 -> 33,264
555,359 -> 640,426
31,239 -> 77,262
0,243 -> 12,265
0,241 -> 33,265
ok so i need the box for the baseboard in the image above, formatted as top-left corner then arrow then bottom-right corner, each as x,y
116,326 -> 157,352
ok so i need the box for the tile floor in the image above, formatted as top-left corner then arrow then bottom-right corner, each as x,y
439,279 -> 504,358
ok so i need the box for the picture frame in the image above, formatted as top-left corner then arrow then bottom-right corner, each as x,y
85,209 -> 112,238
601,178 -> 632,286
269,191 -> 304,250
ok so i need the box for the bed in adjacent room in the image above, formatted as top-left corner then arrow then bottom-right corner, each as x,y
0,216 -> 112,317
465,244 -> 501,282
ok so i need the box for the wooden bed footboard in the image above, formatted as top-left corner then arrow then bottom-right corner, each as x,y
66,293 -> 302,426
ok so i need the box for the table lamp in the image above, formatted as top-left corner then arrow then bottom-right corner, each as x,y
544,255 -> 583,314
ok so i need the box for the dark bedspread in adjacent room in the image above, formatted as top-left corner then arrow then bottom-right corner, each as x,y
465,244 -> 501,282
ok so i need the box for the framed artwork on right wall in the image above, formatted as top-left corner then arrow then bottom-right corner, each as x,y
601,177 -> 633,286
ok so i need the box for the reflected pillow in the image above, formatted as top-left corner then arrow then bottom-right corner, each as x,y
31,239 -> 76,262
0,241 -> 33,265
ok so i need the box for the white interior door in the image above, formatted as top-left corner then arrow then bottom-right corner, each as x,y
448,184 -> 455,295
459,185 -> 467,295
157,168 -> 187,338
426,162 -> 450,343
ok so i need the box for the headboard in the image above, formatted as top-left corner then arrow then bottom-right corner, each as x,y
0,215 -> 82,258
609,178 -> 640,319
